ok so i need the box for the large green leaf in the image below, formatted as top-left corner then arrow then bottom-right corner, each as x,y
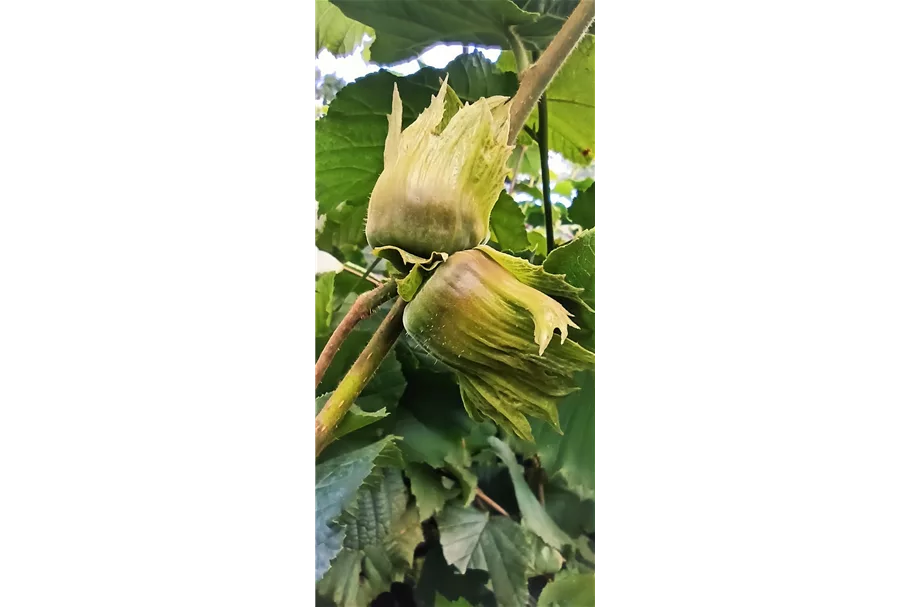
436,506 -> 534,607
569,182 -> 595,229
331,0 -> 576,64
316,0 -> 373,57
315,272 -> 336,337
543,227 -> 595,337
318,469 -> 422,605
530,371 -> 595,499
538,570 -> 596,607
488,192 -> 530,253
315,53 -> 517,212
487,437 -> 573,550
499,35 -> 595,165
315,435 -> 399,581
316,327 -> 406,413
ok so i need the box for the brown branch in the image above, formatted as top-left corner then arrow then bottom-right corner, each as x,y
315,297 -> 407,457
475,487 -> 510,517
507,0 -> 595,145
316,279 -> 398,387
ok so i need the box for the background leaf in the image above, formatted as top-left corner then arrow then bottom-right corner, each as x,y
530,371 -> 595,499
316,0 -> 373,57
488,192 -> 530,252
569,182 -> 595,229
499,35 -> 595,165
331,0 -> 543,64
538,570 -> 596,607
436,506 -> 534,607
487,436 -> 573,550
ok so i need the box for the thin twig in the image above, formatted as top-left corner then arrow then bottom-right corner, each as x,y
537,92 -> 555,253
315,297 -> 407,456
316,280 -> 398,387
509,145 -> 527,194
508,0 -> 595,145
475,487 -> 510,517
334,257 -> 382,314
340,261 -> 382,286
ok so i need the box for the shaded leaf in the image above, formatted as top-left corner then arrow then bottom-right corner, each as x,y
487,437 -> 573,550
568,182 -> 595,229
529,371 -> 595,499
406,463 -> 458,521
538,570 -> 596,607
436,506 -> 534,607
415,544 -> 496,607
334,404 -> 389,440
544,481 -> 595,538
331,0 -> 571,64
488,192 -> 530,253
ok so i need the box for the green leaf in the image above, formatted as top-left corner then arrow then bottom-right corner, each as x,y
316,327 -> 406,413
553,180 -> 575,197
508,141 -> 541,176
436,506 -> 534,607
339,468 -> 409,552
316,54 -> 517,212
544,229 -> 597,350
487,437 -> 573,550
528,230 -> 548,258
406,463 -> 459,521
316,548 -> 361,605
530,535 -> 566,575
435,595 -> 474,607
569,182 -> 595,229
538,570 -> 596,607
315,272 -> 336,337
334,404 -> 389,441
315,435 -> 398,581
499,35 -> 595,165
316,0 -> 373,57
331,0 -> 571,64
396,264 -> 424,302
514,182 -> 544,202
530,371 -> 595,499
488,192 -> 530,252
